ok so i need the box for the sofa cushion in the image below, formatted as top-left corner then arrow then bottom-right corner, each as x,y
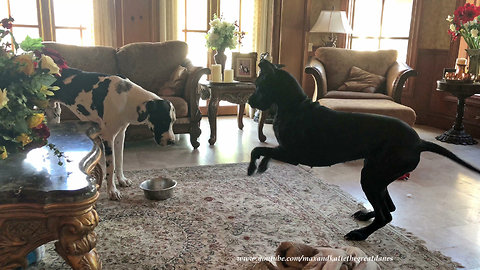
324,91 -> 393,100
161,96 -> 188,118
318,98 -> 416,126
42,42 -> 118,75
315,47 -> 397,91
156,65 -> 188,96
338,66 -> 385,93
116,41 -> 189,95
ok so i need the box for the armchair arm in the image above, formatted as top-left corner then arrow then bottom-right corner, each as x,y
305,58 -> 328,101
183,59 -> 210,122
385,61 -> 417,104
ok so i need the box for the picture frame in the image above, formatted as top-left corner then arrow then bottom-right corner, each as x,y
232,52 -> 257,82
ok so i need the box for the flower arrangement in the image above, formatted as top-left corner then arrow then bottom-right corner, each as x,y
447,3 -> 480,49
0,17 -> 63,162
205,14 -> 245,52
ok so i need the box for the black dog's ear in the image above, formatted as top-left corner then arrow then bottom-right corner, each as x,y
137,105 -> 148,122
259,59 -> 276,75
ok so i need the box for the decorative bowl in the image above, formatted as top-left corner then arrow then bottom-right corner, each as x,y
139,177 -> 177,200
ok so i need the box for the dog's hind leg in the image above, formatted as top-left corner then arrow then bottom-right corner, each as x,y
352,189 -> 396,221
346,155 -> 419,240
114,124 -> 132,187
248,146 -> 298,175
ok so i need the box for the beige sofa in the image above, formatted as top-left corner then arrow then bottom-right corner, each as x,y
43,41 -> 209,148
305,47 -> 417,126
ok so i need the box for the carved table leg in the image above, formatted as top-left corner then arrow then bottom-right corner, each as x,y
436,96 -> 478,145
237,104 -> 246,130
55,209 -> 102,270
258,110 -> 268,142
208,97 -> 220,145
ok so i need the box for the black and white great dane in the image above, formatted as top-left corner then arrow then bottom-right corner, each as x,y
247,57 -> 480,241
48,68 -> 176,200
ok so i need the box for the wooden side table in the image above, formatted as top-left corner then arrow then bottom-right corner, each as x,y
436,80 -> 480,145
200,81 -> 267,145
0,122 -> 103,270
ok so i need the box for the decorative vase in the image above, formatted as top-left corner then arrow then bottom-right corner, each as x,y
466,48 -> 480,76
214,48 -> 227,73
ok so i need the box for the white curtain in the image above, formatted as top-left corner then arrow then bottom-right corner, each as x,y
253,0 -> 273,58
93,0 -> 117,46
159,0 -> 178,41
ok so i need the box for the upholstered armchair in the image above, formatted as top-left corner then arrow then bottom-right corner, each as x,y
43,41 -> 209,148
305,47 -> 417,126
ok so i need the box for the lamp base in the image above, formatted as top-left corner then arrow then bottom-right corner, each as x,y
322,33 -> 337,47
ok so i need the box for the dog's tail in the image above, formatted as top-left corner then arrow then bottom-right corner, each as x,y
419,140 -> 480,174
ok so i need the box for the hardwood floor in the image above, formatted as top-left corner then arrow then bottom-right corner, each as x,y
123,116 -> 480,269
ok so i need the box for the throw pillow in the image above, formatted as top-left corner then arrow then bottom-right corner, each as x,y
156,65 -> 188,96
338,66 -> 385,93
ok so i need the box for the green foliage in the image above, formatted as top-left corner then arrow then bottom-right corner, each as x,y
0,17 -> 61,161
20,36 -> 44,52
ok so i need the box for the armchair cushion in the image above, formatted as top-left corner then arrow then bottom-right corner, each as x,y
116,41 -> 189,95
338,66 -> 385,93
315,47 -> 397,91
319,99 -> 416,126
163,96 -> 188,117
42,42 -> 118,75
324,91 -> 393,100
156,65 -> 188,96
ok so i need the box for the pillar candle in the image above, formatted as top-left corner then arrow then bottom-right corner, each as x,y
223,69 -> 234,82
211,64 -> 222,82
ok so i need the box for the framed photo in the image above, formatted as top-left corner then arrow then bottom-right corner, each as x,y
232,52 -> 257,82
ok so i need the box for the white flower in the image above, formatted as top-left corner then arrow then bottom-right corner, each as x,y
446,15 -> 453,22
471,29 -> 479,37
450,24 -> 456,32
40,55 -> 60,75
0,88 -> 9,110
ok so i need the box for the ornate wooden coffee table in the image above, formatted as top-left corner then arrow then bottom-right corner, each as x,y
436,79 -> 480,145
0,121 -> 103,270
200,81 -> 264,145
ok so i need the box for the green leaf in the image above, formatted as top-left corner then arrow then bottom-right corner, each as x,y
19,36 -> 44,52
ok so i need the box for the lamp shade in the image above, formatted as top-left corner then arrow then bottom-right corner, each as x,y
310,11 -> 352,34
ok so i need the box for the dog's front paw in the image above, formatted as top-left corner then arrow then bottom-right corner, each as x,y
108,188 -> 122,200
352,210 -> 375,221
247,162 -> 257,176
344,229 -> 369,241
117,177 -> 132,187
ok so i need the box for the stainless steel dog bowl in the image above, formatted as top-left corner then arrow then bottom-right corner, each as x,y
140,177 -> 177,200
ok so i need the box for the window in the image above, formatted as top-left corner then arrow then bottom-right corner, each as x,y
1,0 -> 41,43
1,0 -> 94,46
52,0 -> 94,45
349,0 -> 413,62
177,0 -> 258,114
177,0 -> 256,67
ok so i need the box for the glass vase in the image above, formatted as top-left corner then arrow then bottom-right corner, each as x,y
466,48 -> 480,77
214,48 -> 227,73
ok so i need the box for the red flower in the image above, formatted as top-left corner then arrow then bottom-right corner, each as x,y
1,17 -> 13,29
454,3 -> 480,24
32,123 -> 51,140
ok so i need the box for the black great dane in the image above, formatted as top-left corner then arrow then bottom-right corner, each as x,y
247,57 -> 480,241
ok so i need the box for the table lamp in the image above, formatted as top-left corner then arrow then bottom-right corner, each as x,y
310,10 -> 352,47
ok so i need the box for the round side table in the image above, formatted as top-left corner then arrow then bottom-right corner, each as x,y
435,79 -> 480,145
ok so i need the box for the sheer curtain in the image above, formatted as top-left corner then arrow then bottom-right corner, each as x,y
159,0 -> 178,42
253,0 -> 273,59
93,0 -> 116,46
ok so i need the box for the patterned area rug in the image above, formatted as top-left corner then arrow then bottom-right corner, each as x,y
33,163 -> 459,269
